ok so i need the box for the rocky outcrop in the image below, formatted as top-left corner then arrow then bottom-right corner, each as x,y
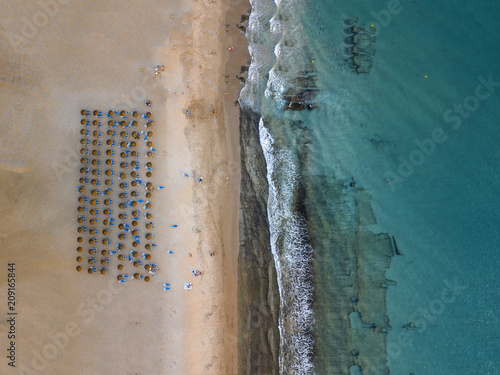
237,108 -> 280,375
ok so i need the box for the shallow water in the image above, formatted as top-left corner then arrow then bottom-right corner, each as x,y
241,0 -> 500,373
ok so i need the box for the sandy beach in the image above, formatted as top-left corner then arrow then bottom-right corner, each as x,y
0,0 -> 247,374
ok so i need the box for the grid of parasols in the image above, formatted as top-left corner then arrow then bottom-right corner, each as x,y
76,109 -> 158,283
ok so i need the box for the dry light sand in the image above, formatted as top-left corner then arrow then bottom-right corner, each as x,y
0,0 -> 248,374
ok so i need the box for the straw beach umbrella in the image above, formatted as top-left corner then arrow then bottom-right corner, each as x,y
118,265 -> 123,271
133,111 -> 138,117
145,244 -> 151,250
76,266 -> 82,272
133,261 -> 140,267
132,220 -> 138,227
146,112 -> 152,118
146,192 -> 152,198
120,110 -> 126,116
146,172 -> 152,178
132,241 -> 138,247
117,275 -> 123,281
118,254 -> 124,260
144,276 -> 150,282
144,264 -> 151,271
89,219 -> 96,225
133,273 -> 140,279
77,236 -> 83,243
145,254 -> 152,260
81,110 -> 87,115
77,246 -> 83,252
88,268 -> 93,274
132,251 -> 139,257
89,249 -> 96,255
101,250 -> 108,256
93,110 -> 99,116
76,256 -> 83,262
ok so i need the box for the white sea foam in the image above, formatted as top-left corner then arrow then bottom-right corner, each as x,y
259,118 -> 315,375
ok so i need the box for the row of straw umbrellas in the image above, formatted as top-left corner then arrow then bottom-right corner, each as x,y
77,109 -> 156,282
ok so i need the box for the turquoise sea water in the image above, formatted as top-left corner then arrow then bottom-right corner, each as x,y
241,0 -> 500,373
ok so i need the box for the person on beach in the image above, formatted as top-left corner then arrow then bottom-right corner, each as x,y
146,100 -> 152,107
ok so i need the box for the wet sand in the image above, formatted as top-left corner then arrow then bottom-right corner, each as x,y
0,0 -> 245,374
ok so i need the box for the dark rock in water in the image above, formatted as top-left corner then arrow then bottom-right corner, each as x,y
283,75 -> 319,110
392,235 -> 403,255
238,108 -> 280,375
343,17 -> 376,74
402,322 -> 417,331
